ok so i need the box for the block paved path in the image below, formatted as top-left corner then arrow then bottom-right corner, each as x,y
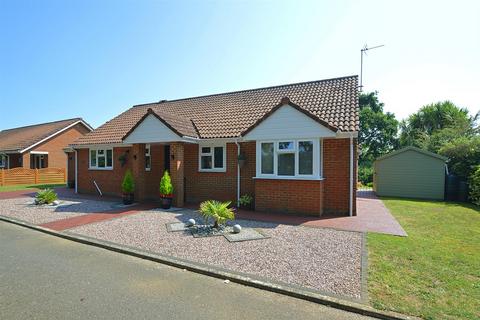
235,191 -> 407,236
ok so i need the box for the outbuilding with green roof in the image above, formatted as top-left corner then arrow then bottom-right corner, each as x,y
373,146 -> 448,200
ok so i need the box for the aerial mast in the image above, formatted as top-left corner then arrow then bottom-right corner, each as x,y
359,44 -> 384,91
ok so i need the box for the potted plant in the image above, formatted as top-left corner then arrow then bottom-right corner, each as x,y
238,194 -> 254,210
238,153 -> 247,168
121,169 -> 135,205
159,170 -> 174,209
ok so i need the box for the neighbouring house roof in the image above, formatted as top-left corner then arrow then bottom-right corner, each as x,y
0,118 -> 93,153
375,146 -> 448,162
73,75 -> 359,146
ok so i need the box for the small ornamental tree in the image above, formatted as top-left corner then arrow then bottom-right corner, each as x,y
159,170 -> 174,196
121,170 -> 135,194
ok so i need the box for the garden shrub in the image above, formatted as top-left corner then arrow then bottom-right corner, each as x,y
35,189 -> 58,205
121,170 -> 135,194
359,166 -> 374,185
469,166 -> 480,206
159,170 -> 174,196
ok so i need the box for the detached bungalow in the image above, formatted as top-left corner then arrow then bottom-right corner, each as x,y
0,118 -> 92,170
71,76 -> 359,216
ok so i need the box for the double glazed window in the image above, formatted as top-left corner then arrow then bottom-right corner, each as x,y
145,144 -> 151,171
199,144 -> 225,172
89,148 -> 113,169
0,154 -> 7,168
258,140 -> 320,178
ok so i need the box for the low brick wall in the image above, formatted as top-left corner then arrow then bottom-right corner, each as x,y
255,179 -> 323,216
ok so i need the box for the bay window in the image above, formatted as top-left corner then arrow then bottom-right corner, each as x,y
199,144 -> 226,172
89,148 -> 113,169
257,139 -> 321,178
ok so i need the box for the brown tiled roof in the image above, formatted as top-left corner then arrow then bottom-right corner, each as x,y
0,118 -> 90,153
73,75 -> 358,145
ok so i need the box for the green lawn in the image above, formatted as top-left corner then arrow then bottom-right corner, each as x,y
368,198 -> 480,320
0,183 -> 66,192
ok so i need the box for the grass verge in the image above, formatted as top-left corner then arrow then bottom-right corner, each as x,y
0,184 -> 66,192
368,198 -> 479,320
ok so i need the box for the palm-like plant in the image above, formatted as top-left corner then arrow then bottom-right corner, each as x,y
199,200 -> 235,229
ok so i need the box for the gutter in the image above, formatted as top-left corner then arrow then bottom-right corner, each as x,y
74,149 -> 78,194
349,133 -> 354,217
235,139 -> 241,207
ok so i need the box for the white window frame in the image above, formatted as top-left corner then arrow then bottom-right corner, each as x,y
145,144 -> 151,171
0,154 -> 8,169
255,139 -> 322,179
198,143 -> 226,172
89,148 -> 113,170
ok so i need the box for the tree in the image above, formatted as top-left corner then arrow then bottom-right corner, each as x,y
399,101 -> 477,149
359,92 -> 399,165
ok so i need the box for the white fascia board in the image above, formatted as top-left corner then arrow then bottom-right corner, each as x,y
20,120 -> 92,153
181,136 -> 242,144
30,151 -> 49,155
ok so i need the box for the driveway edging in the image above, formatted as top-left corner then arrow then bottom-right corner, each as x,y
0,214 -> 419,320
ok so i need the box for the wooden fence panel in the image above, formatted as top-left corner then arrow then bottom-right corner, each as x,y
0,167 -> 66,186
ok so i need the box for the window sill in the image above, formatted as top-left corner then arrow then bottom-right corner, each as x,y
198,169 -> 226,173
89,167 -> 113,171
253,176 -> 324,181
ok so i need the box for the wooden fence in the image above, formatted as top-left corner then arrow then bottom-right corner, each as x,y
0,167 -> 66,186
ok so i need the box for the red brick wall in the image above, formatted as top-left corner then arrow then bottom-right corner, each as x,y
322,138 -> 357,215
30,123 -> 90,169
77,147 -> 132,197
255,179 -> 323,215
75,138 -> 357,216
183,142 -> 256,204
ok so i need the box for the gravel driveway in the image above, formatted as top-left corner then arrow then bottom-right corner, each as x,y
70,208 -> 364,299
0,197 -> 115,225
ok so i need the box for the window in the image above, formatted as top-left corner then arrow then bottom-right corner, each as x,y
261,143 -> 274,174
145,144 -> 151,171
89,148 -> 113,169
199,144 -> 226,172
0,154 -> 7,168
257,140 -> 321,178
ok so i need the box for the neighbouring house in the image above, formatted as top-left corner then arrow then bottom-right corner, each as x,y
0,118 -> 93,180
373,146 -> 448,200
71,76 -> 359,216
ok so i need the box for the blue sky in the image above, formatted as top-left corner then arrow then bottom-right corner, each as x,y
1,0 -> 479,130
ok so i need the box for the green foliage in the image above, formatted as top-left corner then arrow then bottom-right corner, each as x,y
199,200 -> 235,228
438,136 -> 480,178
121,170 -> 135,194
359,92 -> 399,165
468,166 -> 480,206
239,194 -> 253,206
358,166 -> 374,185
159,170 -> 174,196
399,101 -> 478,150
35,188 -> 58,205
